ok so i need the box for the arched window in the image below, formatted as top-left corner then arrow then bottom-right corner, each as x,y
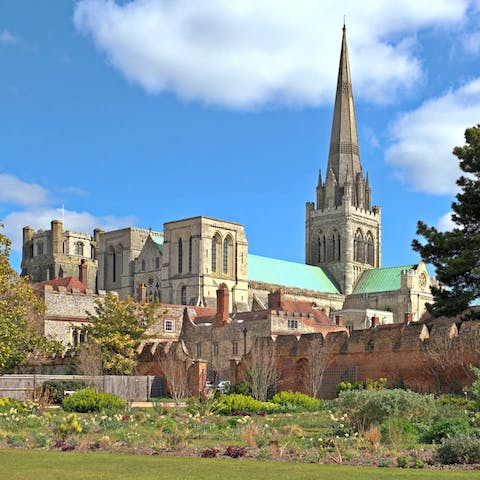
181,285 -> 187,305
330,233 -> 336,261
211,235 -> 220,273
112,249 -> 116,283
337,235 -> 341,261
178,238 -> 183,274
366,232 -> 375,266
354,229 -> 364,263
317,233 -> 326,263
75,242 -> 84,256
223,236 -> 232,275
188,236 -> 193,272
155,257 -> 160,269
141,259 -> 146,272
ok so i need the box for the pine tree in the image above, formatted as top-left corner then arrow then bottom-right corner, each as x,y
412,125 -> 480,319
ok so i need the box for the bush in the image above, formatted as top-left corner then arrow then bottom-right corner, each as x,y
42,380 -> 86,404
421,417 -> 471,444
336,378 -> 387,394
224,446 -> 246,458
380,417 -> 418,445
214,394 -> 280,415
62,388 -> 126,413
436,394 -> 476,412
0,397 -> 33,414
436,434 -> 480,464
337,389 -> 435,431
271,391 -> 323,412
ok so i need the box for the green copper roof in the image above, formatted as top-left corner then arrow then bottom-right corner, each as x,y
151,234 -> 164,253
248,254 -> 340,294
352,265 -> 416,294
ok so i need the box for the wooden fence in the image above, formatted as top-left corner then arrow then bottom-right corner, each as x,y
0,374 -> 166,401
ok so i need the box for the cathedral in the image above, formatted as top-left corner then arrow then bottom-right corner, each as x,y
21,27 -> 434,330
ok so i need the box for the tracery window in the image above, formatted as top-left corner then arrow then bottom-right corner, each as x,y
178,238 -> 183,274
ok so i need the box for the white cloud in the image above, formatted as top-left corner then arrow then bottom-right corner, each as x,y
436,211 -> 456,231
0,174 -> 50,206
74,0 -> 470,109
385,79 -> 480,195
0,29 -> 19,45
0,174 -> 135,252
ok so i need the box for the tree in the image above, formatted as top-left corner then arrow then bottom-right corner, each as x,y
0,225 -> 62,373
413,125 -> 480,319
85,292 -> 156,375
301,335 -> 334,398
246,337 -> 278,402
157,345 -> 190,404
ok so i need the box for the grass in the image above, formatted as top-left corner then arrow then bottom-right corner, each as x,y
0,449 -> 478,480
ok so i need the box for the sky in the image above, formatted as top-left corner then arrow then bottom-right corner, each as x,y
1,0 -> 480,273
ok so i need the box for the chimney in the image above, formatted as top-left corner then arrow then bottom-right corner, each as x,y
268,289 -> 285,310
404,312 -> 413,325
137,283 -> 146,303
79,259 -> 88,286
93,228 -> 104,260
214,283 -> 230,327
335,314 -> 344,326
371,316 -> 379,328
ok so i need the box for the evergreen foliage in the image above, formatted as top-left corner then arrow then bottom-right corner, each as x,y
412,125 -> 480,318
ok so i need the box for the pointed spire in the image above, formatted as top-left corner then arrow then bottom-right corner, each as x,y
326,25 -> 362,206
317,169 -> 323,187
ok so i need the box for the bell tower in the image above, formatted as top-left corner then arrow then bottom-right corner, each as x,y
305,25 -> 381,294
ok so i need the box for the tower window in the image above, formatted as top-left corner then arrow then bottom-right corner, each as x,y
180,285 -> 187,305
155,256 -> 160,269
141,259 -> 146,271
188,236 -> 193,272
75,242 -> 84,256
178,238 -> 183,274
211,235 -> 219,273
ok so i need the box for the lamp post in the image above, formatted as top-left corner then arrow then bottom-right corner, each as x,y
242,326 -> 248,356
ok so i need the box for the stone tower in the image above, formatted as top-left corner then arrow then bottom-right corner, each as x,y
305,26 -> 381,294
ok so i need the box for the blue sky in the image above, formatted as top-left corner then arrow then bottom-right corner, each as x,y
1,0 -> 479,273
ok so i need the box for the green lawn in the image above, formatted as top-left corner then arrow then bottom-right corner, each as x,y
0,449 -> 477,480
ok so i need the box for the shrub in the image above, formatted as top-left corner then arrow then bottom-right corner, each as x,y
42,380 -> 86,404
201,448 -> 218,458
421,417 -> 471,444
436,434 -> 480,464
469,366 -> 480,410
380,417 -> 418,445
62,388 -> 126,413
224,446 -> 246,458
336,378 -> 387,394
436,394 -> 476,412
271,391 -> 323,412
0,397 -> 32,414
396,455 -> 409,468
214,394 -> 280,415
337,389 -> 435,431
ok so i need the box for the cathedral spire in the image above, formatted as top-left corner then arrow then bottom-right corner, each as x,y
326,25 -> 362,202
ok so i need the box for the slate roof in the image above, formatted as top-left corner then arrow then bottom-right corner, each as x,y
352,264 -> 416,294
248,254 -> 340,294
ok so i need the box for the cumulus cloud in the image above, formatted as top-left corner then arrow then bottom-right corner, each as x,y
436,212 -> 456,231
0,174 -> 51,206
73,0 -> 470,108
385,79 -> 480,195
0,174 -> 135,252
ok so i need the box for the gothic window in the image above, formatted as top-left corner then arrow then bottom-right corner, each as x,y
75,242 -> 84,256
223,237 -> 229,274
141,259 -> 146,272
180,285 -> 187,305
188,236 -> 193,272
155,256 -> 160,269
112,248 -> 116,283
366,232 -> 374,266
211,235 -> 220,273
178,238 -> 183,274
337,235 -> 341,261
317,233 -> 326,262
354,229 -> 364,262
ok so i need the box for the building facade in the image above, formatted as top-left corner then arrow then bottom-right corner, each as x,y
21,27 -> 435,329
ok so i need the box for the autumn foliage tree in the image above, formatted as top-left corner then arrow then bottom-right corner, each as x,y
413,125 -> 480,319
0,225 -> 61,373
85,292 -> 156,375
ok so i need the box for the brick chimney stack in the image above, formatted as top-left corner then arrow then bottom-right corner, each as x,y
214,283 -> 230,327
268,289 -> 285,310
335,314 -> 344,326
371,316 -> 379,328
79,259 -> 88,286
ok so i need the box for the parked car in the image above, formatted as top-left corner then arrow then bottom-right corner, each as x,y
217,380 -> 231,393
